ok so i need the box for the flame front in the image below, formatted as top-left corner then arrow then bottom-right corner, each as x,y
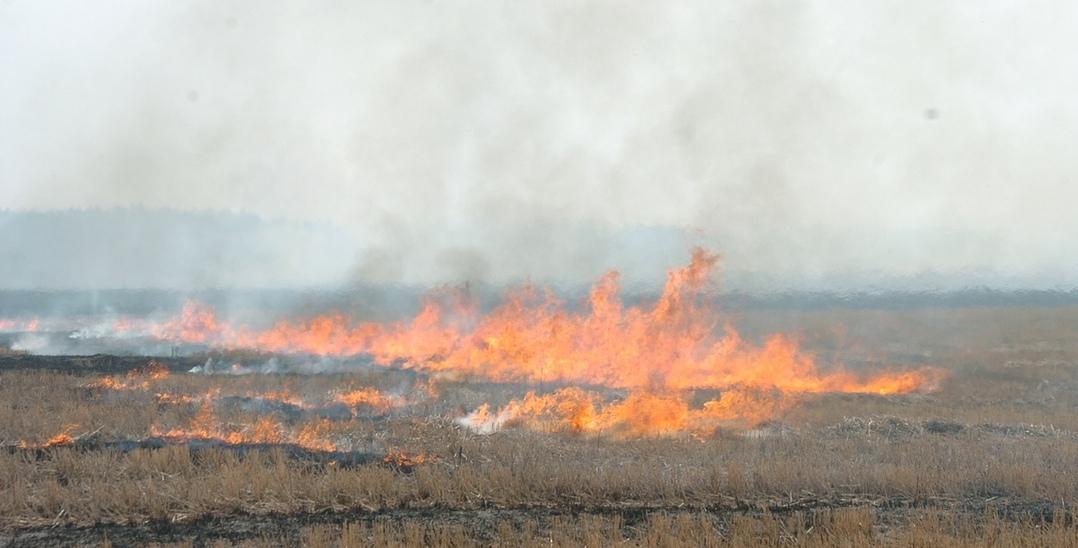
455,387 -> 793,437
17,424 -> 79,449
382,448 -> 435,468
149,403 -> 336,452
0,318 -> 39,332
332,388 -> 405,414
85,361 -> 170,391
139,249 -> 943,437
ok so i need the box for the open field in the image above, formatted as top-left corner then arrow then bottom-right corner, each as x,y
1,304 -> 1077,546
8,0 -> 1077,545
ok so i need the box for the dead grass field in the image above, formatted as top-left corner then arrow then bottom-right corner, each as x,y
1,305 -> 1077,546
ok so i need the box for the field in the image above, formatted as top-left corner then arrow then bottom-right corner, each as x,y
1,303 -> 1077,546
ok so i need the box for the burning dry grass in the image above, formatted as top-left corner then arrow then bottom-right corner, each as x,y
1,367 -> 1076,532
1,303 -> 1077,544
104,250 -> 944,436
332,387 -> 407,414
82,360 -> 169,391
457,386 -> 800,436
147,403 -> 338,452
14,424 -> 78,450
1,430 -> 1075,529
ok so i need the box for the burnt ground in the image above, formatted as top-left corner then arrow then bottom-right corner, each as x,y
2,440 -> 383,468
1,497 -> 1065,547
0,354 -> 203,376
0,352 -> 1074,546
3,303 -> 1077,547
0,352 -> 409,380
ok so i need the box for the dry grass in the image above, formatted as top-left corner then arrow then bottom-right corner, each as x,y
288,511 -> 1075,548
95,509 -> 1077,547
1,305 -> 1077,544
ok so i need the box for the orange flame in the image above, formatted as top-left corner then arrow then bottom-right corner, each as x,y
85,361 -> 170,391
251,389 -> 309,409
154,392 -> 201,405
153,301 -> 221,343
149,403 -> 336,451
0,318 -> 41,332
457,387 -> 798,437
142,249 -> 943,436
17,424 -> 79,449
382,448 -> 435,468
332,388 -> 404,414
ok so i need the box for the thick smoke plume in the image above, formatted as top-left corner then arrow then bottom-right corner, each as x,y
2,2 -> 1076,290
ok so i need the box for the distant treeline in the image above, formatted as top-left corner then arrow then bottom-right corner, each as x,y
0,208 -> 356,290
719,289 -> 1078,310
2,287 -> 1078,319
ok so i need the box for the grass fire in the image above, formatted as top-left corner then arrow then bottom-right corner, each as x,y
2,251 -> 1076,546
103,249 -> 942,438
4,2 -> 1078,545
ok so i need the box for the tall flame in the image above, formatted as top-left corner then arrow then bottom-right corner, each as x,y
142,248 -> 942,436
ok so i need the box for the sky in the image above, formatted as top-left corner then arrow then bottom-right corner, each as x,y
2,1 -> 1076,290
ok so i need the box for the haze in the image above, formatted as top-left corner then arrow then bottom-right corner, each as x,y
2,1 -> 1076,290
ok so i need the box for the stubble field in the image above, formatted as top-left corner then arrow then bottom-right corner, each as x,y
1,304 -> 1076,546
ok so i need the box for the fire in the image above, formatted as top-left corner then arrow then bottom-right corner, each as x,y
85,361 -> 170,391
0,318 -> 40,332
382,448 -> 435,469
154,392 -> 202,405
251,389 -> 309,408
17,424 -> 79,449
139,248 -> 943,436
153,301 -> 221,343
456,387 -> 793,437
149,402 -> 336,452
332,388 -> 404,414
112,317 -> 140,334
293,420 -> 336,452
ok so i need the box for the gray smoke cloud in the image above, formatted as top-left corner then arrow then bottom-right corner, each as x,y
2,1 -> 1076,290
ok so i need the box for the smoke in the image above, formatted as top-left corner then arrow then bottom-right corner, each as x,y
2,1 -> 1077,290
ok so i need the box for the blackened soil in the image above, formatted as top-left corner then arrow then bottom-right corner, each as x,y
1,498 -> 1066,547
0,354 -> 202,375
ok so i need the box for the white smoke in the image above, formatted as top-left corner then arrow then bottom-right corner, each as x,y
2,2 -> 1076,289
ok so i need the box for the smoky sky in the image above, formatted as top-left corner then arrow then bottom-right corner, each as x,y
2,1 -> 1077,290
